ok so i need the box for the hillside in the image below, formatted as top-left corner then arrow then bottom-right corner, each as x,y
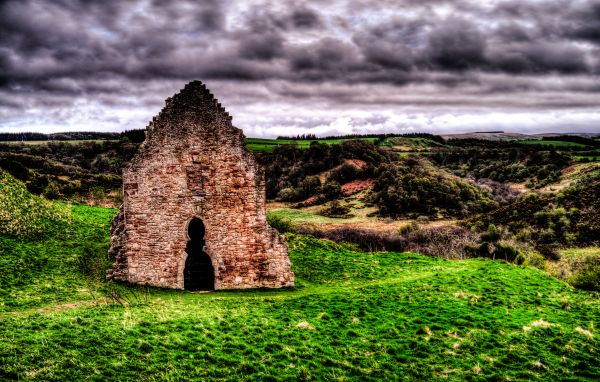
0,177 -> 599,380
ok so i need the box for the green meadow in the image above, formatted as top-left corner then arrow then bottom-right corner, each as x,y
1,172 -> 599,381
244,137 -> 378,153
518,140 -> 589,149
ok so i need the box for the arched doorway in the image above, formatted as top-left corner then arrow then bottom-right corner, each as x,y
184,217 -> 214,291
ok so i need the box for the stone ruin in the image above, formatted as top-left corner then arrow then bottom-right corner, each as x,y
107,81 -> 294,290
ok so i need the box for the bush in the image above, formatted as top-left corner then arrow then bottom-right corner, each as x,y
0,170 -> 71,239
493,243 -> 520,262
267,214 -> 295,234
537,244 -> 561,261
398,221 -> 419,235
569,257 -> 600,291
319,181 -> 342,200
319,201 -> 353,218
523,251 -> 546,270
328,162 -> 364,184
481,224 -> 501,242
277,187 -> 304,202
299,226 -> 406,252
403,225 -> 480,259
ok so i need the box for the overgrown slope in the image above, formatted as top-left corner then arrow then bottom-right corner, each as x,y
0,170 -> 71,239
0,170 -> 115,310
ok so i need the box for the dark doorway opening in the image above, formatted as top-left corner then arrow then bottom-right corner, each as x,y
184,217 -> 214,291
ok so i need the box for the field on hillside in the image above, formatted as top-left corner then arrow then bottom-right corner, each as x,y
1,180 -> 600,380
245,137 -> 379,153
519,140 -> 589,148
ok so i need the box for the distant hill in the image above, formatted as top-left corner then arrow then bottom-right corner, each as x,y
442,131 -> 600,141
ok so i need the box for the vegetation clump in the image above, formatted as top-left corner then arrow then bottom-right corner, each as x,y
369,158 -> 496,218
0,170 -> 71,239
429,142 -> 570,187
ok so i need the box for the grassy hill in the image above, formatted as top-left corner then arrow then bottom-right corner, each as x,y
1,175 -> 599,380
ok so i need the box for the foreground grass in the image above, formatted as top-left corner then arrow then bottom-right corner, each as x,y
1,206 -> 599,380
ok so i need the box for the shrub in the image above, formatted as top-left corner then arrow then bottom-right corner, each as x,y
398,221 -> 419,235
537,244 -> 561,261
328,162 -> 364,183
0,170 -> 71,239
277,187 -> 304,202
319,201 -> 353,218
299,226 -> 406,252
415,216 -> 430,225
403,225 -> 480,259
523,251 -> 546,270
481,224 -> 501,243
319,181 -> 342,200
493,243 -> 520,262
267,214 -> 295,234
569,257 -> 600,291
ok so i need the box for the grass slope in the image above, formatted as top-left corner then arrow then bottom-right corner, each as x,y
0,187 -> 598,380
0,203 -> 114,311
0,170 -> 71,239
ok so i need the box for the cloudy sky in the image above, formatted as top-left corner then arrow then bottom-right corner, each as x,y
1,0 -> 599,137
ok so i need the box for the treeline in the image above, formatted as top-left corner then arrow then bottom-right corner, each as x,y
0,132 -> 119,141
0,130 -> 146,143
276,133 -> 446,144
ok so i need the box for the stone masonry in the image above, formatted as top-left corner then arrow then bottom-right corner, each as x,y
107,81 -> 294,290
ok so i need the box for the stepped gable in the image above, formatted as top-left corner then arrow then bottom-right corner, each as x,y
107,80 -> 294,290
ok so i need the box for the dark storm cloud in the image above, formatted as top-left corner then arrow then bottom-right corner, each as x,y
238,33 -> 284,60
290,7 -> 322,29
425,19 -> 487,71
1,0 -> 599,135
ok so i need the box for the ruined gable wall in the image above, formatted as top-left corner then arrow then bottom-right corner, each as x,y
108,82 -> 293,289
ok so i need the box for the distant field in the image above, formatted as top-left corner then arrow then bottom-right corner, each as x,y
379,136 -> 444,151
1,139 -> 120,145
245,137 -> 378,153
519,140 -> 589,148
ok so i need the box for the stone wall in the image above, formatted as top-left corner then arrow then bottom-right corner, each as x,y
107,81 -> 294,290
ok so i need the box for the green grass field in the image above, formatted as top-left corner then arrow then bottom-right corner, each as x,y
244,137 -> 378,153
1,139 -> 120,145
378,136 -> 444,151
519,140 -> 589,148
1,172 -> 599,380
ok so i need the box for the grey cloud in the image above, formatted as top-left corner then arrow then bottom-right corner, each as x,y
288,38 -> 362,75
488,42 -> 589,74
238,33 -> 284,60
1,0 -> 600,135
290,7 -> 322,29
425,19 -> 487,71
